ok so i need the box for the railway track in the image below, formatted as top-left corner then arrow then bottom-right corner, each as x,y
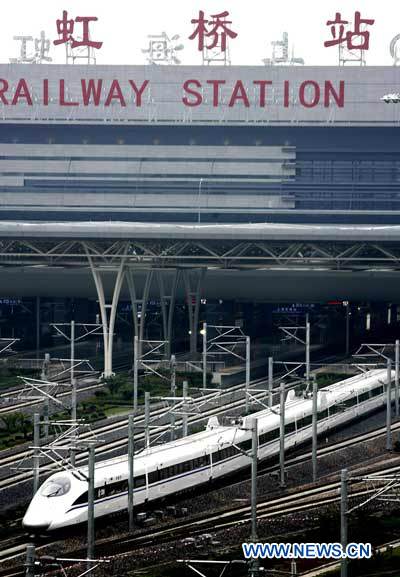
0,360 -> 398,495
0,359 -> 131,415
0,350 -> 346,478
0,375 -> 275,491
0,350 -> 341,467
301,538 -> 400,576
2,431 -> 400,568
99,462 -> 400,553
3,461 -> 399,571
0,379 -> 101,415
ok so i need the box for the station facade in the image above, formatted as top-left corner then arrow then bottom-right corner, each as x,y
0,64 -> 398,223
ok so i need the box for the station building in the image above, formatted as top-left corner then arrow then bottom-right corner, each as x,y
0,63 -> 399,358
0,64 -> 398,224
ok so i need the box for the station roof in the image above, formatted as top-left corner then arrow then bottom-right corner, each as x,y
2,221 -> 400,242
0,221 -> 399,302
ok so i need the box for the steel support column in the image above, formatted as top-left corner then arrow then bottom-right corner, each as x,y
395,339 -> 399,418
183,268 -> 206,356
127,269 -> 154,358
249,416 -> 259,577
33,413 -> 40,495
182,381 -> 188,437
268,356 -> 273,408
85,248 -> 127,378
157,269 -> 179,358
202,322 -> 207,390
128,413 -> 135,533
170,354 -> 176,441
87,445 -> 95,571
312,377 -> 318,482
167,270 -> 179,358
387,359 -> 393,451
340,469 -> 348,577
279,383 -> 286,488
25,544 -> 35,577
245,336 -> 250,414
306,320 -> 310,387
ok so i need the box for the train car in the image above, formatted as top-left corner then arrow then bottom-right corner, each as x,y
22,369 -> 392,531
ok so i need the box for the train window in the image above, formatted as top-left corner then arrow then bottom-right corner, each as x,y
215,448 -> 234,463
182,460 -> 191,472
372,386 -> 383,397
359,392 -> 370,403
134,475 -> 145,488
105,480 -> 128,497
259,429 -> 278,445
240,439 -> 252,451
285,422 -> 296,434
73,491 -> 88,505
148,471 -> 159,484
40,476 -> 71,498
97,488 -> 106,499
344,397 -> 357,408
195,455 -> 208,468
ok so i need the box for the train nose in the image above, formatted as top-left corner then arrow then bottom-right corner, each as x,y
22,521 -> 50,532
22,512 -> 51,532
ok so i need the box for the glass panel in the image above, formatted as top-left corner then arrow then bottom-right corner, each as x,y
40,476 -> 71,498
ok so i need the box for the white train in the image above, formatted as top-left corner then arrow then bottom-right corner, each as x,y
23,369 -> 392,531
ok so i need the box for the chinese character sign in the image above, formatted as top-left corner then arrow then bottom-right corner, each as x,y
324,11 -> 375,50
10,32 -> 52,64
35,31 -> 52,62
54,10 -> 103,49
189,10 -> 237,52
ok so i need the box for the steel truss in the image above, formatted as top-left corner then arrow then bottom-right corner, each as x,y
353,341 -> 400,417
202,324 -> 250,409
10,376 -> 69,407
2,238 -> 400,270
17,420 -> 99,475
14,416 -> 101,496
0,337 -> 19,355
350,473 -> 400,510
5,236 -> 400,378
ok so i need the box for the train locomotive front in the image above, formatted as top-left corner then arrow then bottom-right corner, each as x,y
22,470 -> 88,532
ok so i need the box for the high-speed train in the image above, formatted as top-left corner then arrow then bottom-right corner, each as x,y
23,369 -> 392,531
